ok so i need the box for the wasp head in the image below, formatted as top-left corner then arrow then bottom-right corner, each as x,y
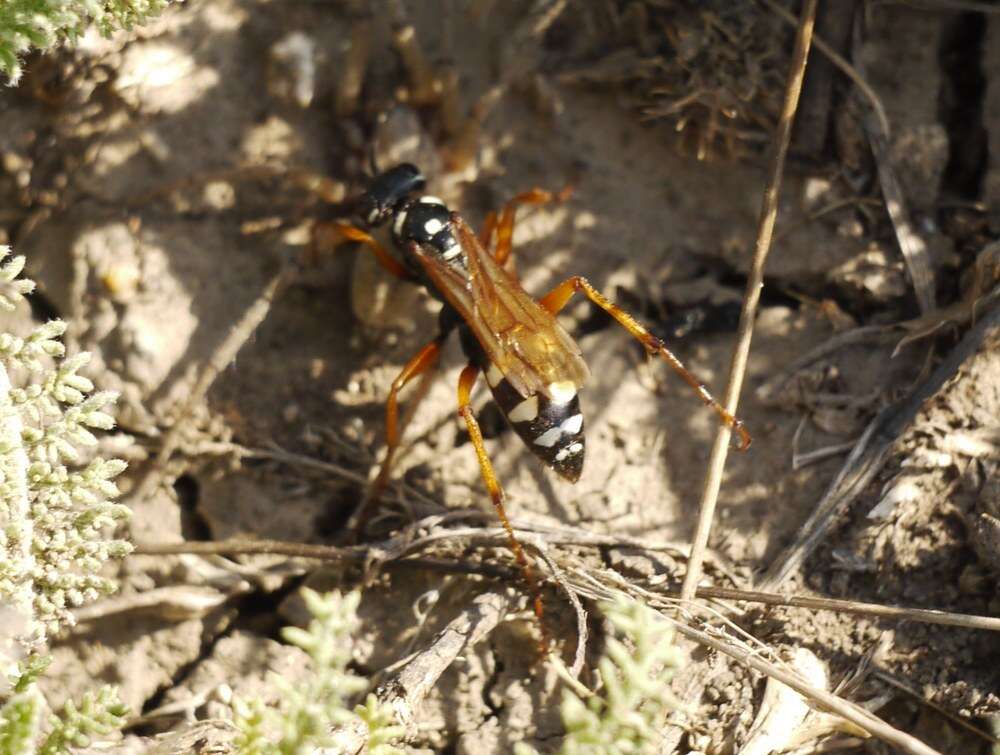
358,163 -> 426,227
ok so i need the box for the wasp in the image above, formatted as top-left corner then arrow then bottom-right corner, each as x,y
333,163 -> 750,634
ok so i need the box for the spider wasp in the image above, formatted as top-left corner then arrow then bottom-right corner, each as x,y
333,163 -> 750,637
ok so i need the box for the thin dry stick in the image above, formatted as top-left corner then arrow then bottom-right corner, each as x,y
192,440 -> 444,513
879,0 -> 1000,12
760,0 -> 891,137
854,14 -> 936,314
873,667 -> 1000,746
760,290 -> 1000,589
528,537 -> 589,677
674,621 -> 942,755
687,585 -> 1000,633
680,0 -> 818,602
328,589 -> 512,753
755,324 -> 896,403
127,266 -> 291,507
562,566 -> 941,755
135,533 -> 1000,633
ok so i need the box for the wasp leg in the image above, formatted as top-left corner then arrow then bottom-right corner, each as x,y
350,339 -> 442,534
482,186 -> 574,267
540,276 -> 752,451
457,362 -> 549,651
313,221 -> 415,281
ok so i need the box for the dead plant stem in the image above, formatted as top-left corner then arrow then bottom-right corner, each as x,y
127,266 -> 290,507
135,532 -> 1000,633
674,622 -> 942,755
760,0 -> 890,136
680,0 -> 817,602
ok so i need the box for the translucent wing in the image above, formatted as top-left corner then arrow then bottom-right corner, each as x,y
410,213 -> 590,399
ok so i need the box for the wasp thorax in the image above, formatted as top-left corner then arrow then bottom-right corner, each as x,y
394,197 -> 462,263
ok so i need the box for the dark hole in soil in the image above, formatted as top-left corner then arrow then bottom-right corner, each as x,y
315,486 -> 362,537
175,474 -> 210,542
939,13 -> 987,200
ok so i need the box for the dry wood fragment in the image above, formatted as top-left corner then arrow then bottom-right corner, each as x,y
328,589 -> 512,753
760,287 -> 1000,589
681,0 -> 818,601
126,267 -> 291,508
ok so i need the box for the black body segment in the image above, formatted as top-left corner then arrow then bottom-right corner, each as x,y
392,197 -> 463,268
484,366 -> 585,482
457,323 -> 585,481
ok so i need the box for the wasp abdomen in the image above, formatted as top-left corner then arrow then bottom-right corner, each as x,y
484,363 -> 585,482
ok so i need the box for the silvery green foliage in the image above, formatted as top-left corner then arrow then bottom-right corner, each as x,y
0,655 -> 49,755
0,661 -> 128,755
0,255 -> 34,308
0,247 -> 131,639
0,686 -> 43,755
517,597 -> 684,755
234,588 -> 405,755
0,654 -> 127,753
0,0 -> 170,83
0,249 -> 131,751
38,684 -> 128,755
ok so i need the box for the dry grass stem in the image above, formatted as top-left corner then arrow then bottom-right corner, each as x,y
873,668 -> 1000,747
528,536 -> 589,677
854,27 -> 936,314
877,0 -> 1000,12
680,0 -> 818,602
329,589 -> 512,752
674,621 -> 942,755
127,267 -> 291,507
761,290 -> 1000,589
755,324 -> 897,403
554,563 -> 943,755
133,527 -> 1000,634
690,585 -> 1000,633
760,0 -> 890,136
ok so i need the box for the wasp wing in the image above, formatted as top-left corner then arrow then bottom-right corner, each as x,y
410,214 -> 590,399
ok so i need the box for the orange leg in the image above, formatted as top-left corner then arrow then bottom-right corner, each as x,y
482,186 -> 573,267
540,276 -> 752,451
457,363 -> 549,651
313,221 -> 415,281
351,339 -> 442,533
479,210 -> 499,250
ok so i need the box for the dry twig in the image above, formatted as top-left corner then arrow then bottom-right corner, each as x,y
853,14 -> 936,314
760,0 -> 890,135
681,0 -> 818,601
126,266 -> 291,507
329,589 -> 512,753
873,667 -> 1000,747
558,564 -> 943,755
760,287 -> 1000,588
134,525 -> 1000,634
674,621 -> 941,755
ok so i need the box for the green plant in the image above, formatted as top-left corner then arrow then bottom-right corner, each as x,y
0,0 -> 171,83
518,596 -> 684,755
0,249 -> 131,649
0,247 -> 131,752
0,657 -> 128,755
233,588 -> 405,755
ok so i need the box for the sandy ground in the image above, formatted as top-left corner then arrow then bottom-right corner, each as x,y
4,1 -> 1000,752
